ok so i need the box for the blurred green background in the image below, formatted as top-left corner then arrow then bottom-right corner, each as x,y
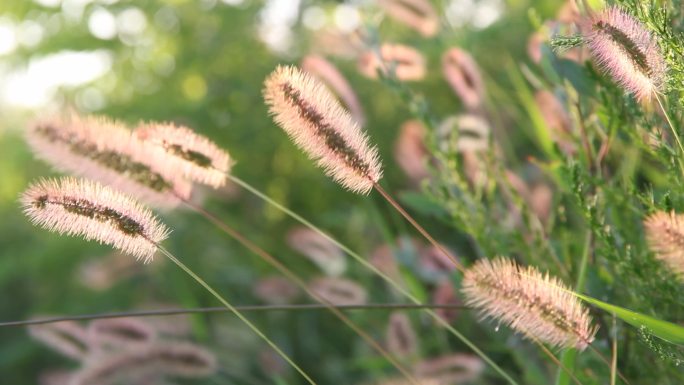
0,0 -> 563,383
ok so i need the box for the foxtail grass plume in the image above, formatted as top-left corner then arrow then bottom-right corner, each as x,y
264,65 -> 382,194
437,114 -> 490,153
394,120 -> 431,184
70,342 -> 217,385
27,113 -> 192,208
88,318 -> 156,350
442,48 -> 485,110
644,211 -> 684,276
135,122 -> 232,188
287,226 -> 346,277
462,257 -> 597,350
29,321 -> 90,361
377,0 -> 439,37
309,277 -> 367,305
583,6 -> 666,101
414,354 -> 484,384
302,55 -> 366,126
386,312 -> 417,358
253,276 -> 301,305
21,177 -> 169,262
432,280 -> 460,324
358,44 -> 426,81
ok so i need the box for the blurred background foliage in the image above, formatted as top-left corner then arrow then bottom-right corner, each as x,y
2,0 -> 684,384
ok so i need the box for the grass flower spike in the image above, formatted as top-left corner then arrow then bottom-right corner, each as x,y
583,6 -> 666,101
21,177 -> 169,262
135,122 -> 232,188
644,211 -> 684,276
462,257 -> 597,350
358,44 -> 426,81
302,55 -> 366,126
27,112 -> 192,207
264,65 -> 382,194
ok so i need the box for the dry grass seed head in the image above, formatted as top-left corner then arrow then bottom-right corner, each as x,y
26,112 -> 192,208
442,48 -> 486,110
135,122 -> 232,188
253,276 -> 301,305
88,318 -> 156,350
644,211 -> 684,276
21,177 -> 169,262
462,257 -> 597,350
394,120 -> 431,184
583,6 -> 666,101
69,342 -> 217,385
302,54 -> 366,126
264,65 -> 382,194
358,44 -> 427,81
377,0 -> 439,37
309,277 -> 368,306
386,311 -> 418,358
287,226 -> 346,277
414,354 -> 484,384
29,320 -> 90,361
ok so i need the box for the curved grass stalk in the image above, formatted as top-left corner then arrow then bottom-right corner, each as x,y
227,174 -> 519,385
156,245 -> 318,385
181,198 -> 421,385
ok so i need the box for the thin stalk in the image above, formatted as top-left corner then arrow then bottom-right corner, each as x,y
611,315 -> 617,385
655,93 -> 684,175
0,303 -> 472,328
181,199 -> 421,385
156,245 -> 317,385
556,231 -> 592,385
371,181 -> 465,273
227,174 -> 518,384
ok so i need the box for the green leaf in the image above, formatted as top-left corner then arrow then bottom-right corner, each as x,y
577,294 -> 684,345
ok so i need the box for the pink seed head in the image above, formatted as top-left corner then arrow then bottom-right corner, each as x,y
385,311 -> 417,358
21,177 -> 169,262
462,257 -> 597,350
644,211 -> 684,277
442,48 -> 486,110
377,0 -> 439,37
264,65 -> 383,194
26,112 -> 192,208
309,277 -> 367,306
135,122 -> 232,188
302,54 -> 366,126
583,6 -> 667,101
358,44 -> 427,81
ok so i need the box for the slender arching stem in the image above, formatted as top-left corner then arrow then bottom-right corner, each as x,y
372,181 -> 465,273
226,174 -> 519,385
156,245 -> 318,385
655,93 -> 684,175
180,198 -> 422,385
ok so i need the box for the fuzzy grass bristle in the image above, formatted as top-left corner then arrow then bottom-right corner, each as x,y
26,112 -> 192,208
28,320 -> 90,361
442,48 -> 485,111
135,122 -> 232,188
302,55 -> 366,126
462,257 -> 597,350
309,277 -> 368,306
358,44 -> 426,81
21,177 -> 169,262
70,342 -> 217,385
583,6 -> 666,101
264,65 -> 383,194
377,0 -> 439,37
644,211 -> 684,276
